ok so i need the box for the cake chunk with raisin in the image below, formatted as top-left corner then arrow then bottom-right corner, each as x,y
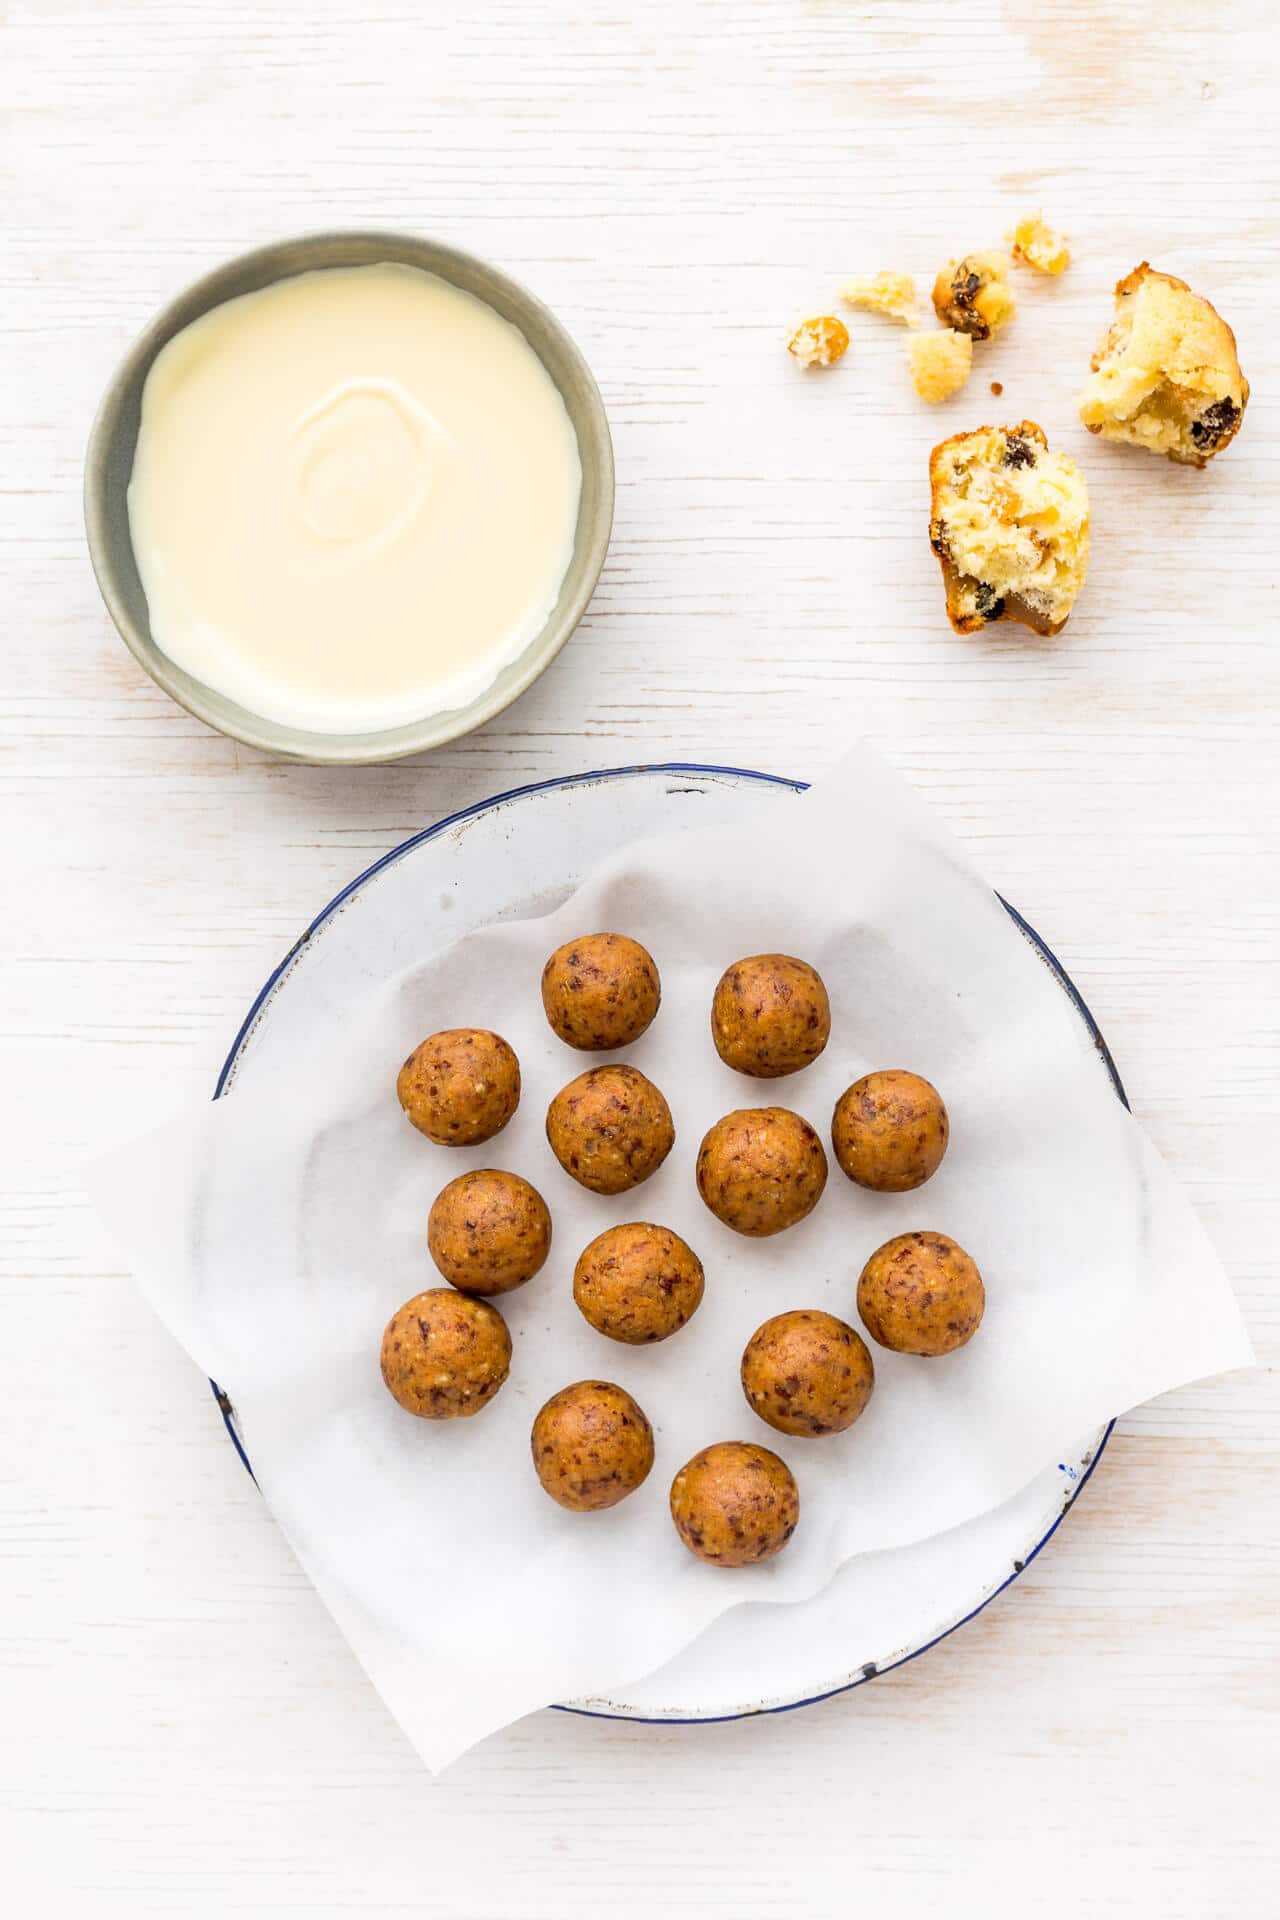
1078,264 -> 1247,466
928,422 -> 1090,637
931,252 -> 1016,341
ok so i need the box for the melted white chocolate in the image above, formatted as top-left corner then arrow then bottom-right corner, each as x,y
128,264 -> 582,734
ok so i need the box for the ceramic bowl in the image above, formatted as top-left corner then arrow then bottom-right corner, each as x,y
84,231 -> 614,764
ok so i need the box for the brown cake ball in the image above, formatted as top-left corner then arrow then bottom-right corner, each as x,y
531,1380 -> 655,1511
669,1441 -> 800,1567
696,1107 -> 828,1236
546,1064 -> 675,1195
857,1231 -> 985,1357
740,1309 -> 875,1437
710,953 -> 831,1078
831,1069 -> 949,1193
396,1028 -> 520,1146
427,1169 -> 552,1296
541,932 -> 661,1051
573,1221 -> 705,1344
380,1289 -> 511,1418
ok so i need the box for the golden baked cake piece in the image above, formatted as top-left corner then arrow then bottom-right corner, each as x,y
1079,264 -> 1247,465
840,271 -> 920,327
787,314 -> 849,368
931,252 -> 1016,341
908,329 -> 972,403
1006,212 -> 1071,275
928,421 -> 1090,636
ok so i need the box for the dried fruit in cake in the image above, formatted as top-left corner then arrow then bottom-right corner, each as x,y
908,328 -> 973,403
928,421 -> 1090,636
787,315 -> 850,368
1078,263 -> 1247,466
931,252 -> 1016,341
1005,211 -> 1071,276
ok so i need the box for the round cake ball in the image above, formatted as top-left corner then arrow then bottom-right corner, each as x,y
380,1288 -> 511,1418
857,1231 -> 985,1356
710,953 -> 831,1078
427,1169 -> 552,1297
741,1309 -> 875,1437
669,1441 -> 800,1567
541,932 -> 662,1051
696,1107 -> 828,1236
396,1028 -> 520,1146
531,1380 -> 655,1511
573,1221 -> 705,1344
546,1063 -> 675,1195
832,1069 -> 949,1192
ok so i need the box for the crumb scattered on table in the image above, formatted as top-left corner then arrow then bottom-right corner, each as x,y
908,329 -> 972,402
839,272 -> 920,327
1006,212 -> 1071,275
787,315 -> 850,368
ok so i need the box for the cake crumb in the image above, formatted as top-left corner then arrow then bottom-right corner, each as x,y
928,421 -> 1090,636
1006,212 -> 1071,276
991,380 -> 1003,396
787,315 -> 850,368
908,329 -> 973,403
932,253 -> 1016,341
1078,263 -> 1247,465
839,272 -> 920,327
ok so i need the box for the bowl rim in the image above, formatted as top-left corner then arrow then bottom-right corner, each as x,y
83,229 -> 616,765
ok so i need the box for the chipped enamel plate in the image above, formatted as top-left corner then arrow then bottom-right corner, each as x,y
213,764 -> 1117,1724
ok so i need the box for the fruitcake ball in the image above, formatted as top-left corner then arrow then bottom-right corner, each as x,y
669,1441 -> 800,1567
531,1380 -> 655,1512
380,1288 -> 511,1418
831,1069 -> 949,1193
711,953 -> 831,1078
540,931 -> 661,1051
396,1028 -> 520,1146
427,1169 -> 552,1297
741,1309 -> 875,1438
857,1231 -> 985,1357
696,1107 -> 828,1237
573,1221 -> 704,1344
546,1064 -> 675,1195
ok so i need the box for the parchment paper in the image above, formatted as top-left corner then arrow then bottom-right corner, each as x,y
88,751 -> 1253,1770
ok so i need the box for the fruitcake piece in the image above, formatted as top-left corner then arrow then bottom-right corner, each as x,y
787,315 -> 850,368
839,271 -> 921,327
928,421 -> 1090,636
907,329 -> 973,403
1078,263 -> 1247,466
931,252 -> 1016,341
1005,212 -> 1071,275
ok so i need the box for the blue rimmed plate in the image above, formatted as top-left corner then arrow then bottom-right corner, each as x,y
212,764 -> 1120,1724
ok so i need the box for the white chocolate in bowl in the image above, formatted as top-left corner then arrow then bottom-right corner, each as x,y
127,264 -> 582,735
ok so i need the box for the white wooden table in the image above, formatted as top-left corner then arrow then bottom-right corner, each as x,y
4,3 -> 1277,1912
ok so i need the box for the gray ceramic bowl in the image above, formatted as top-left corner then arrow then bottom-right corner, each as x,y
84,231 -> 614,764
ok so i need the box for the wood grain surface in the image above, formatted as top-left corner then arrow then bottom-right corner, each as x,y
2,1 -> 1277,1913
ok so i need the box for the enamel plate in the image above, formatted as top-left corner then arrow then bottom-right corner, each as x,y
215,764 -> 1119,1723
